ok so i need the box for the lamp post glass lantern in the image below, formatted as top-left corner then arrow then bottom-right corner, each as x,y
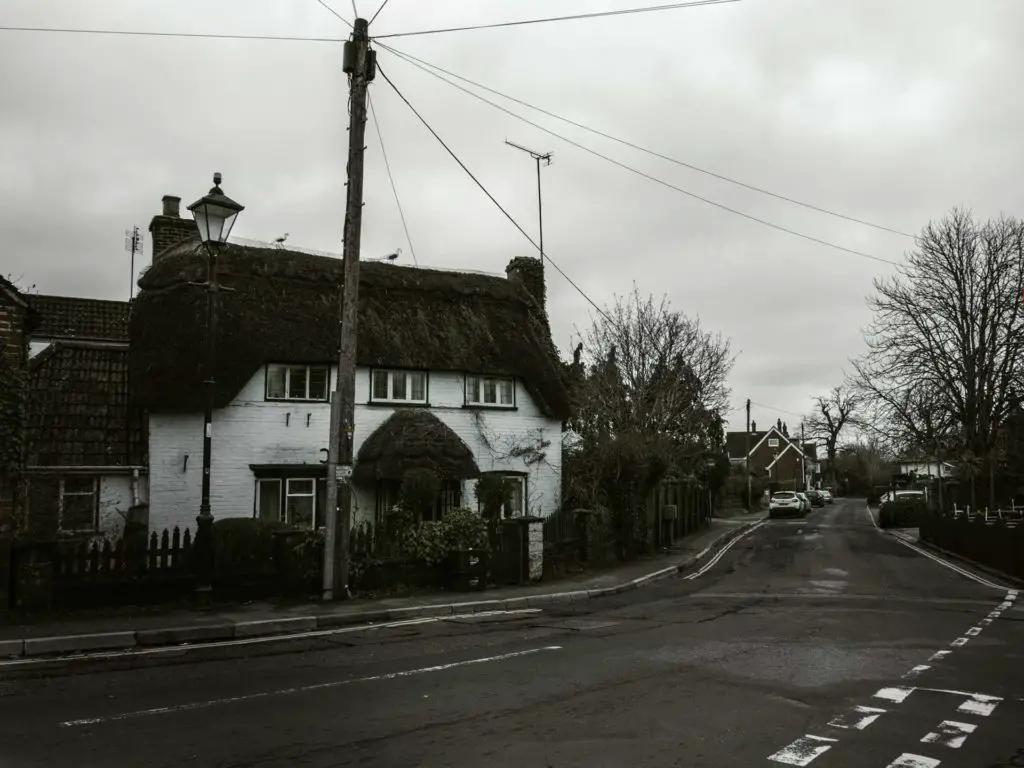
187,172 -> 245,244
187,172 -> 243,597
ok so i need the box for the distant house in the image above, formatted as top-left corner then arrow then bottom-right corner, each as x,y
725,418 -> 818,490
131,195 -> 570,551
20,295 -> 143,538
893,456 -> 955,480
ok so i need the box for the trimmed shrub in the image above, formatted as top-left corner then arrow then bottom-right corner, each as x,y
879,497 -> 926,528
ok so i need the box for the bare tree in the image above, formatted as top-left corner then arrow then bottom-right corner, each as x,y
805,385 -> 861,486
853,208 -> 1024,509
570,286 -> 734,461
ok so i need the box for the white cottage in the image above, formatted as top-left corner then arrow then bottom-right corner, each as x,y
131,197 -> 570,538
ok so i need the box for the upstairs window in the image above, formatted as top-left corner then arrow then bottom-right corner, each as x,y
371,369 -> 428,404
466,375 -> 514,407
266,364 -> 330,401
767,438 -> 779,448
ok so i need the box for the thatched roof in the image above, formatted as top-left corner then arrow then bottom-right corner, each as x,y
130,240 -> 571,418
353,409 -> 480,484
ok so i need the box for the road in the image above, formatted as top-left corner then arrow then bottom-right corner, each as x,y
0,498 -> 1020,768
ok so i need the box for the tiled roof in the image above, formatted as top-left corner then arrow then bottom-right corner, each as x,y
29,294 -> 130,342
27,341 -> 145,467
726,430 -> 764,459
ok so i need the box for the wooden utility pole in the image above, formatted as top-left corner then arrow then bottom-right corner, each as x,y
745,398 -> 752,510
323,17 -> 375,601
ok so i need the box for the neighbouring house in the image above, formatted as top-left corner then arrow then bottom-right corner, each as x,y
893,456 -> 955,480
726,418 -> 819,490
130,195 -> 571,551
0,276 -> 37,529
21,294 -> 144,538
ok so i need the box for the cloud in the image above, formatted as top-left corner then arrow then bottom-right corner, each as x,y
2,0 -> 1022,423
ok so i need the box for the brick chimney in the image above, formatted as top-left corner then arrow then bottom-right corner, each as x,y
751,420 -> 757,433
505,256 -> 546,325
148,194 -> 198,263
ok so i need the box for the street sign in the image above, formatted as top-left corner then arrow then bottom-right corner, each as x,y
336,465 -> 353,481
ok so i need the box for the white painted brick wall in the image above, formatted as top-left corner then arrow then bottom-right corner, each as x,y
149,366 -> 562,534
98,473 -> 148,538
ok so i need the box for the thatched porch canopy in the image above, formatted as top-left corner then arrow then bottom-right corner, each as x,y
354,409 -> 480,484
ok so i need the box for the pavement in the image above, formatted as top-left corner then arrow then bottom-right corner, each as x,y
1,499 -> 1022,768
0,512 -> 763,664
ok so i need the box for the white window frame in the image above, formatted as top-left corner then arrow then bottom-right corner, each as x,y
266,364 -> 330,402
255,477 -> 324,528
767,438 -> 780,448
370,369 -> 428,404
477,472 -> 527,518
284,478 -> 317,528
465,375 -> 515,408
59,476 -> 98,533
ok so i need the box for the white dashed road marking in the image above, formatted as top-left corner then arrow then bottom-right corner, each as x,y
768,735 -> 838,765
950,637 -> 969,647
828,704 -> 887,730
921,720 -> 977,749
957,693 -> 1002,717
885,754 -> 941,768
928,650 -> 951,662
874,686 -> 915,704
902,665 -> 930,679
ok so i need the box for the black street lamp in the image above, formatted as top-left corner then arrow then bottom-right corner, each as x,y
187,173 -> 244,598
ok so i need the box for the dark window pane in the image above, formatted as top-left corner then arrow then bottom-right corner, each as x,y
288,366 -> 308,399
466,376 -> 481,403
287,495 -> 314,528
308,367 -> 329,400
316,478 -> 327,529
483,379 -> 497,404
267,365 -> 286,398
64,476 -> 95,494
410,372 -> 426,401
498,379 -> 513,405
372,370 -> 389,400
392,372 -> 407,400
257,480 -> 281,521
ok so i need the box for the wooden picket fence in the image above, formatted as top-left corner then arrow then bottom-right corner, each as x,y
54,527 -> 192,578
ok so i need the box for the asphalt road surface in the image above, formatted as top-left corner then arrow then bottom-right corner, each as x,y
1,498 -> 1021,768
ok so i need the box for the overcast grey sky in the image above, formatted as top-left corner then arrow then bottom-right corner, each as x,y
2,0 -> 1022,432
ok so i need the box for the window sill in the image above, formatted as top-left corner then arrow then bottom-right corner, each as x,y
265,397 -> 331,404
365,400 -> 431,408
462,404 -> 518,411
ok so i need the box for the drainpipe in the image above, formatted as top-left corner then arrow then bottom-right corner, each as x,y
131,468 -> 140,507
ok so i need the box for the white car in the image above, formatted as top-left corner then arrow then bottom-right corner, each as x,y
819,489 -> 833,504
770,491 -> 804,517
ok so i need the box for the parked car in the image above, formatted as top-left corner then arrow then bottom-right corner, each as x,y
769,491 -> 804,518
796,492 -> 811,512
805,489 -> 826,507
819,489 -> 833,504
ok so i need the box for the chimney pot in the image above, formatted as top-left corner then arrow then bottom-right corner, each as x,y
162,195 -> 181,218
751,420 -> 757,433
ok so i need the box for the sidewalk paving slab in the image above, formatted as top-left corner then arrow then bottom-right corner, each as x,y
0,513 -> 764,659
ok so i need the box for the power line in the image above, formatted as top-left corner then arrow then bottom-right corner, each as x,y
379,44 -> 902,268
314,0 -> 355,28
376,62 -> 616,327
380,46 -> 915,239
751,400 -> 807,419
368,92 -> 419,266
373,0 -> 739,39
369,0 -> 393,26
0,25 -> 343,42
